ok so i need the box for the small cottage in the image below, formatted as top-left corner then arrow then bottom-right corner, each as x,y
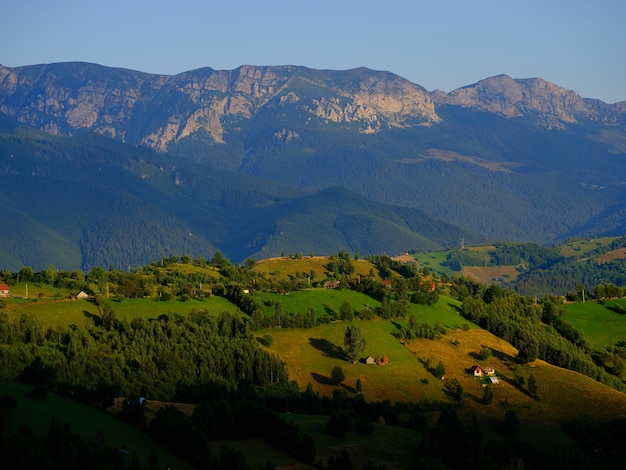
0,283 -> 10,298
323,280 -> 340,289
469,365 -> 484,377
365,356 -> 376,365
75,290 -> 90,299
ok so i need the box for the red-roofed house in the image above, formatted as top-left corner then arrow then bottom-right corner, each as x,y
0,284 -> 10,298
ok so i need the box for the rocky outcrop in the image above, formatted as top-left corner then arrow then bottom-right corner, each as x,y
1,63 -> 623,150
0,63 -> 439,151
432,74 -> 624,127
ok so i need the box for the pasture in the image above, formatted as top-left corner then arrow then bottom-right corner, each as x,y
558,237 -> 616,258
4,295 -> 239,328
264,316 -> 626,451
462,265 -> 520,284
252,256 -> 381,282
561,299 -> 626,348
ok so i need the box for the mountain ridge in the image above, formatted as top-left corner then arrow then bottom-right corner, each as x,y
1,62 -> 626,269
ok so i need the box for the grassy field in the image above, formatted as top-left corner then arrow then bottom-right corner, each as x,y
561,299 -> 626,348
263,317 -> 626,456
4,295 -> 240,328
411,250 -> 455,277
257,289 -> 381,318
0,382 -> 191,469
462,265 -> 520,284
558,237 -> 617,258
252,256 -> 381,283
260,295 -> 475,406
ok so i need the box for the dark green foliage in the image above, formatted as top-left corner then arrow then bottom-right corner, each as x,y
479,347 -> 492,360
339,301 -> 354,321
0,417 -> 140,469
326,409 -> 353,437
483,385 -> 494,405
434,361 -> 446,379
344,325 -> 366,362
0,394 -> 17,408
259,334 -> 274,347
212,445 -> 251,470
327,450 -> 353,470
528,373 -> 539,400
331,366 -> 345,385
459,290 -> 626,392
418,407 -> 470,468
515,238 -> 626,296
397,315 -> 441,341
0,310 -> 288,402
503,410 -> 520,436
355,415 -> 373,435
150,405 -> 211,467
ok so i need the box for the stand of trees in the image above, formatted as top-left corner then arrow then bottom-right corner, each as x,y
0,310 -> 287,402
461,290 -> 626,392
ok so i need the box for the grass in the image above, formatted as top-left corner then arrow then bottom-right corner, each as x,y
462,265 -> 520,284
257,289 -> 382,318
4,295 -> 240,328
411,250 -> 456,277
263,314 -> 626,451
282,413 -> 421,469
561,299 -> 626,348
558,237 -> 617,258
262,316 -> 455,404
208,439 -> 304,469
252,256 -> 381,282
0,382 -> 192,469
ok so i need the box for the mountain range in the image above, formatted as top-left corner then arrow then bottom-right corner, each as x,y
1,62 -> 625,271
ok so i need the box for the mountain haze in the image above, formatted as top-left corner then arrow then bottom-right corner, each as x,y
1,62 -> 625,269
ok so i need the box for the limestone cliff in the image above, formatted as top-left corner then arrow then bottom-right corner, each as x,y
432,74 -> 624,127
0,63 -> 438,151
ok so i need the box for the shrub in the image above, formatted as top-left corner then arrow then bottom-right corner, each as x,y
479,347 -> 492,360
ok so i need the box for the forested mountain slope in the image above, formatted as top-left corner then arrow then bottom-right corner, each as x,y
1,62 -> 626,266
0,116 -> 483,270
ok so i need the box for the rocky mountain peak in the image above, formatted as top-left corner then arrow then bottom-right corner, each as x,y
432,74 -> 599,126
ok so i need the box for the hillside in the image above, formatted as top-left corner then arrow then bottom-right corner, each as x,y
2,255 -> 626,468
0,119 -> 485,270
1,62 -> 626,266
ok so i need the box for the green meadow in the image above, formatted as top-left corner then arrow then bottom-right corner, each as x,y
257,289 -> 467,327
558,237 -> 617,258
5,295 -> 240,328
562,299 -> 626,348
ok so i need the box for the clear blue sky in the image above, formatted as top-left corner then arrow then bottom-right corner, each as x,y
2,0 -> 625,103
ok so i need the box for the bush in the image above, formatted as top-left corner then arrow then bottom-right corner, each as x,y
29,385 -> 49,400
331,366 -> 345,385
0,395 -> 17,408
258,334 -> 274,347
326,410 -> 353,437
479,347 -> 492,360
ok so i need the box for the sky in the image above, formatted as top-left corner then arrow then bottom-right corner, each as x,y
2,0 -> 625,103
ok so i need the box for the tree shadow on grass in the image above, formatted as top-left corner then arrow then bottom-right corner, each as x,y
311,372 -> 335,385
310,373 -> 357,393
308,338 -> 347,360
83,310 -> 102,326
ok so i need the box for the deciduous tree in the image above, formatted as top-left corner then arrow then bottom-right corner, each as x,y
344,325 -> 366,363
